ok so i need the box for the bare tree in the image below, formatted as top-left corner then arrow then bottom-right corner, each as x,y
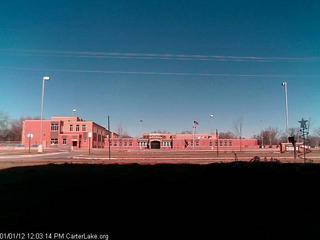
260,127 -> 280,147
219,131 -> 236,139
151,130 -> 170,134
1,114 -> 41,141
116,123 -> 131,138
308,128 -> 320,148
233,118 -> 243,151
179,130 -> 193,134
0,112 -> 9,140
117,123 -> 124,138
233,118 -> 243,138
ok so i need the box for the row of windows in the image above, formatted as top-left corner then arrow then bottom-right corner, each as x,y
51,123 -> 59,132
113,141 -> 133,147
51,138 -> 67,145
50,138 -> 58,145
50,138 -> 233,147
209,140 -> 233,147
69,125 -> 87,132
138,142 -> 148,147
184,140 -> 233,147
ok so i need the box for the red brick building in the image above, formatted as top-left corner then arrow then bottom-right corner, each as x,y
22,117 -> 113,150
22,116 -> 258,151
106,133 -> 259,151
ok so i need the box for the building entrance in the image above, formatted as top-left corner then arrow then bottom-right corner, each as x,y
151,141 -> 161,149
72,141 -> 78,147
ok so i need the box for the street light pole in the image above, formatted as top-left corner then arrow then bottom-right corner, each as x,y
139,120 -> 143,150
210,114 -> 214,150
27,133 -> 33,153
108,115 -> 111,161
216,129 -> 219,157
38,76 -> 50,153
282,81 -> 289,136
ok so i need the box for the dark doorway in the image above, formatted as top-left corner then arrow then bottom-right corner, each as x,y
72,141 -> 78,147
151,141 -> 161,149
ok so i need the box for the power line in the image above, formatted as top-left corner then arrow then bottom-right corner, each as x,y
0,66 -> 319,78
0,48 -> 320,63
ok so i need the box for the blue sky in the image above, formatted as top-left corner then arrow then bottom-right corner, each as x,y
0,0 -> 319,137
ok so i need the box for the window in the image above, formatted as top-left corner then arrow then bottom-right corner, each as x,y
229,141 -> 233,146
215,141 -> 218,147
51,123 -> 59,132
50,138 -> 58,145
224,141 -> 228,146
129,141 -> 132,146
220,141 -> 223,146
209,141 -> 213,146
70,125 -> 73,131
76,125 -> 80,131
124,142 -> 127,146
82,125 -> 86,131
63,139 -> 67,145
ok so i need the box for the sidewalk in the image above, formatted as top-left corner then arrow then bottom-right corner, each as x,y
0,151 -> 69,159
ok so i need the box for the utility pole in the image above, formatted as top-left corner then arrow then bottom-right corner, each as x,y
192,125 -> 195,150
108,115 -> 111,161
216,129 -> 219,157
27,133 -> 33,154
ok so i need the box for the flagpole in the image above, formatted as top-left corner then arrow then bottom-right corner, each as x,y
193,123 -> 195,150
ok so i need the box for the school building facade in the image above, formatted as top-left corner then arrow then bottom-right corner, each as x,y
22,116 -> 114,150
22,116 -> 258,151
106,133 -> 259,151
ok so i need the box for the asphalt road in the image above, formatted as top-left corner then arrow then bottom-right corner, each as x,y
0,149 -> 319,169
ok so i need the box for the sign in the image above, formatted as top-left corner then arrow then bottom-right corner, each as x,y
88,132 -> 93,138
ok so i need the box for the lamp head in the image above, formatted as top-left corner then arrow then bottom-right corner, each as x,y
43,76 -> 50,81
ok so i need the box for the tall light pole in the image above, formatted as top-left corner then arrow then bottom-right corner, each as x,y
139,120 -> 143,149
139,120 -> 143,136
209,114 -> 214,134
38,76 -> 50,153
108,116 -> 111,161
259,120 -> 264,148
282,81 -> 289,135
210,114 -> 214,150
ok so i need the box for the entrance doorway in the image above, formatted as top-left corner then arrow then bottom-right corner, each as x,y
151,141 -> 161,149
72,141 -> 78,147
